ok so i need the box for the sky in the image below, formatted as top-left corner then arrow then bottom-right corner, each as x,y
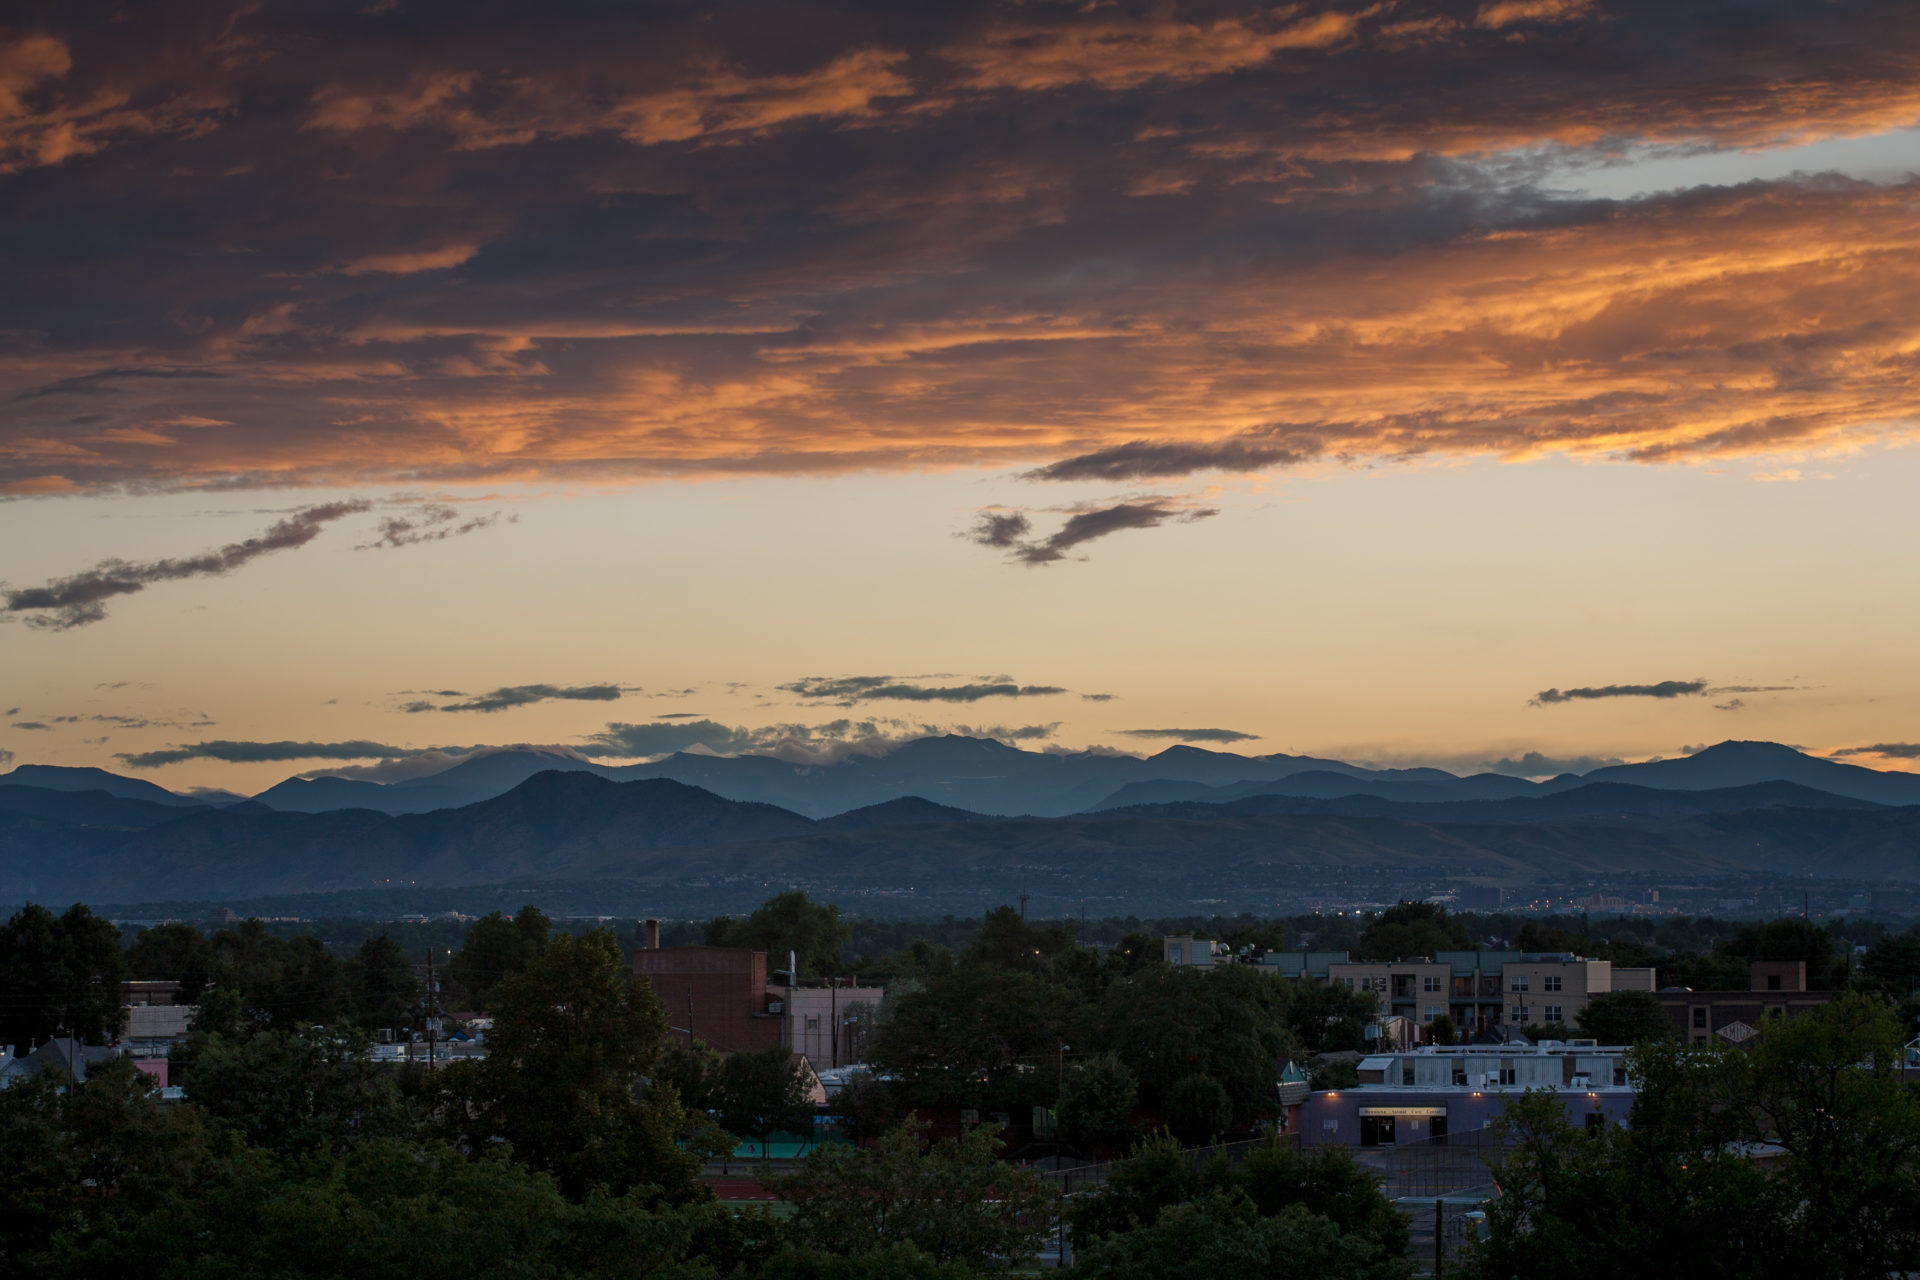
2,0 -> 1919,794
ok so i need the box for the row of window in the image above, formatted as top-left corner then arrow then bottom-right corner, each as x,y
1341,973 -> 1569,992
1508,1006 -> 1565,1023
1508,975 -> 1565,992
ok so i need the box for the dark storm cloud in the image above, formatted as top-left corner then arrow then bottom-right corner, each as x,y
117,739 -> 430,768
1028,432 -> 1327,482
781,676 -> 1067,703
1117,727 -> 1261,743
578,717 -> 1059,759
2,3 -> 1919,495
965,511 -> 1032,549
0,501 -> 372,629
1531,680 -> 1710,705
358,503 -> 513,549
1831,743 -> 1920,759
967,500 -> 1219,564
411,683 -> 627,713
1482,751 -> 1628,777
10,722 -> 50,731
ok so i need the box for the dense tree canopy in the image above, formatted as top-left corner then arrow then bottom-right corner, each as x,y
1069,1135 -> 1409,1280
1469,994 -> 1920,1280
0,903 -> 126,1048
446,906 -> 551,1009
1354,901 -> 1470,962
1574,990 -> 1672,1046
438,929 -> 720,1201
708,892 -> 851,980
771,1124 -> 1053,1269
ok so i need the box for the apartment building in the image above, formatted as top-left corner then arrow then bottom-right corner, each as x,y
1176,936 -> 1655,1037
1327,959 -> 1455,1027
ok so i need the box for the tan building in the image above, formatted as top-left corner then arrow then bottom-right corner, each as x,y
1329,953 -> 1657,1036
1328,960 -> 1455,1027
775,982 -> 884,1068
1163,935 -> 1229,967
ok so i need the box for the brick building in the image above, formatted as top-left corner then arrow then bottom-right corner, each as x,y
630,920 -> 883,1060
633,940 -> 784,1054
1655,960 -> 1832,1043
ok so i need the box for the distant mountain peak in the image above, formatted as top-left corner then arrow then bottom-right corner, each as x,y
1687,739 -> 1811,760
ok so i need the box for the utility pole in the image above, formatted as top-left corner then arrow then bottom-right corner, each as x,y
686,983 -> 696,1047
1434,1198 -> 1444,1278
829,976 -> 838,1068
1019,893 -> 1029,921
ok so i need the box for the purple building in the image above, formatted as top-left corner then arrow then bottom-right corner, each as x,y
1298,1043 -> 1635,1147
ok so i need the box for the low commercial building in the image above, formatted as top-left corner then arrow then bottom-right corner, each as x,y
1655,961 -> 1832,1043
123,1003 -> 195,1058
1298,1042 -> 1634,1147
778,982 -> 884,1069
1163,936 -> 1230,967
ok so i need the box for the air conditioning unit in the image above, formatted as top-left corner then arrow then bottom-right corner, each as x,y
767,1000 -> 785,1014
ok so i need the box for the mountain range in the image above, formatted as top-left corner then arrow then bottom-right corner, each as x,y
30,735 -> 1920,821
1,739 -> 1917,909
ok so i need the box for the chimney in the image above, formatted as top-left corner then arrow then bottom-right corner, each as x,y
643,918 -> 661,950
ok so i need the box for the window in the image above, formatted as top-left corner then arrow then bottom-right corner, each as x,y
1767,974 -> 1782,991
1424,976 -> 1442,992
1692,1007 -> 1708,1029
804,1015 -> 821,1032
1510,975 -> 1530,992
1169,944 -> 1184,963
1423,1006 -> 1443,1021
1543,975 -> 1563,992
1402,1066 -> 1415,1085
1512,1006 -> 1529,1024
1499,1067 -> 1517,1086
1544,1005 -> 1563,1023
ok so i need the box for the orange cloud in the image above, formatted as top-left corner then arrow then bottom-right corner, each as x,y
0,30 -> 221,173
8,2 -> 1920,495
1476,0 -> 1595,29
7,176 -> 1918,493
341,243 -> 482,276
948,9 -> 1363,92
308,48 -> 911,151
